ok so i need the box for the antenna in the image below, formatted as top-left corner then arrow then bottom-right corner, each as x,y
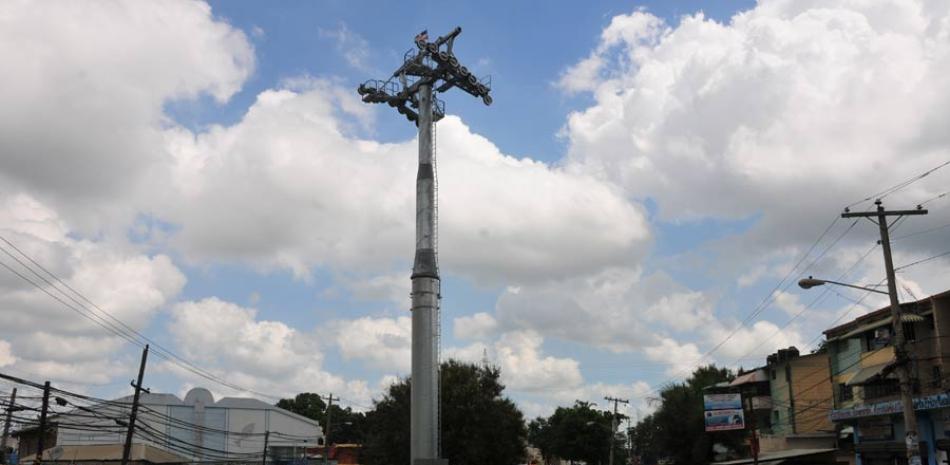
357,27 -> 492,465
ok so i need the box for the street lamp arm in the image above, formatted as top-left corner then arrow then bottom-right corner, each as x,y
798,276 -> 889,295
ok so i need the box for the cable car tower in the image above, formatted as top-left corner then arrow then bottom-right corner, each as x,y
357,27 -> 492,465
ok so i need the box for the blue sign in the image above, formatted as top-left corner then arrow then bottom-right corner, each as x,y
831,392 -> 950,421
705,409 -> 746,431
704,393 -> 742,411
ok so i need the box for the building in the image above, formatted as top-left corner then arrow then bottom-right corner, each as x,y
15,387 -> 323,465
760,348 -> 837,449
825,290 -> 950,465
716,352 -> 843,465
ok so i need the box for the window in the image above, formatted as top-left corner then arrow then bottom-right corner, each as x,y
864,379 -> 900,400
903,322 -> 917,342
772,410 -> 780,423
838,383 -> 853,401
933,366 -> 942,388
771,369 -> 776,380
867,327 -> 891,350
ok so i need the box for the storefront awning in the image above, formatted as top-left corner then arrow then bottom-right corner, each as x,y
712,448 -> 838,465
846,362 -> 894,386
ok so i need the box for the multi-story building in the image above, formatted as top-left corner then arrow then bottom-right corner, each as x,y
759,347 -> 847,462
825,290 -> 950,465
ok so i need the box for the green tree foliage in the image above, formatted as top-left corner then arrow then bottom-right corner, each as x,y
528,400 -> 627,465
362,360 -> 528,465
527,417 -> 556,464
276,392 -> 366,445
629,365 -> 745,465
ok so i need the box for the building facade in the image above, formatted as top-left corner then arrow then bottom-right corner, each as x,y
17,387 -> 323,465
825,290 -> 950,465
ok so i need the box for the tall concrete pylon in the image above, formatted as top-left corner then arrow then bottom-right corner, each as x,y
357,27 -> 492,465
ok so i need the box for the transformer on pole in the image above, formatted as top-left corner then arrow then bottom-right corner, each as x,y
357,28 -> 492,465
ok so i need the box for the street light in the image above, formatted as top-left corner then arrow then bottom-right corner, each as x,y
797,276 -> 888,295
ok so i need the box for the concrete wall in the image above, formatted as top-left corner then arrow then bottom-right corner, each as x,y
769,362 -> 792,435
789,353 -> 833,434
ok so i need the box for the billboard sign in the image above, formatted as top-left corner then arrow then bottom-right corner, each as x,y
704,393 -> 742,411
704,409 -> 745,432
704,393 -> 745,432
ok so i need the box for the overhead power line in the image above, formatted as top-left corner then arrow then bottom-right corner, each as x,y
0,235 -> 376,410
845,159 -> 950,209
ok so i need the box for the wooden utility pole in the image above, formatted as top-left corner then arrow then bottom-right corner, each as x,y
1,388 -> 16,465
261,431 -> 270,465
843,200 -> 928,465
604,396 -> 628,465
36,382 -> 50,465
323,394 -> 335,465
121,345 -> 150,465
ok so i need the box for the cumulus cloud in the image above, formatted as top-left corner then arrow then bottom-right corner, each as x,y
0,194 -> 185,384
494,331 -> 584,393
562,0 -> 950,261
0,0 -> 253,234
496,268 -> 707,352
0,341 -> 16,368
329,316 -> 412,372
643,338 -> 704,377
157,80 -> 650,283
339,272 -> 410,308
168,298 -> 373,405
551,0 -> 950,378
453,312 -> 498,341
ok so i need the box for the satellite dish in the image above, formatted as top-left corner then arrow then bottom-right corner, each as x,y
50,446 -> 64,460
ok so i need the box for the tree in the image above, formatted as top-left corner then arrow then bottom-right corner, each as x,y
629,414 -> 659,465
528,401 -> 621,465
527,417 -> 556,464
631,365 -> 744,465
276,393 -> 366,445
362,360 -> 528,465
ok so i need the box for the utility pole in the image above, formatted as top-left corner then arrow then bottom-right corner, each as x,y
843,199 -> 928,465
744,394 -> 759,465
604,396 -> 628,465
121,345 -> 150,465
1,388 -> 16,465
262,431 -> 269,465
323,394 -> 334,465
36,381 -> 50,465
358,27 -> 491,465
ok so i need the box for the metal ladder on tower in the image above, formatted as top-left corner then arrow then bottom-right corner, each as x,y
431,118 -> 442,457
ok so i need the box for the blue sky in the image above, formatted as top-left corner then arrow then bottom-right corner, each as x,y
1,0 -> 950,420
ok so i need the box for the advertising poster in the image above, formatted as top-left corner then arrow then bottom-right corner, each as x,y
704,408 -> 746,432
